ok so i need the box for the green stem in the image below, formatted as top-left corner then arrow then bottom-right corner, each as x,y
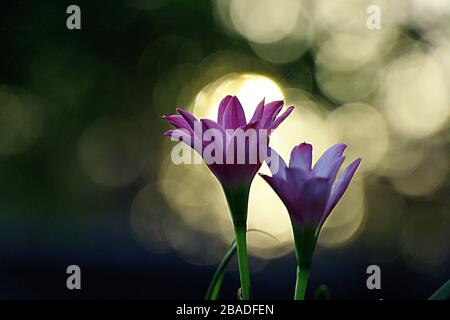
222,183 -> 252,300
205,240 -> 237,300
235,226 -> 251,300
294,264 -> 310,300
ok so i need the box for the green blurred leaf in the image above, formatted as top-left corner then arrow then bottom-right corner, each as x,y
429,279 -> 450,300
204,240 -> 236,300
204,229 -> 277,300
315,284 -> 331,300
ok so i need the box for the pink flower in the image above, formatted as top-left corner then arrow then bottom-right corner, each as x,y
163,95 -> 294,189
163,95 -> 294,300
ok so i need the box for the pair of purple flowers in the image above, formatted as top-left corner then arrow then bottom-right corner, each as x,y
164,96 -> 361,300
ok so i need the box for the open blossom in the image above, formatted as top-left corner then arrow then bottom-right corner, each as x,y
163,95 -> 294,188
260,143 -> 361,266
163,95 -> 294,300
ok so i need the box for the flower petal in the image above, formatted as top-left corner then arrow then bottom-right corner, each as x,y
249,98 -> 265,125
201,119 -> 227,160
222,96 -> 247,130
162,115 -> 193,133
296,177 -> 332,226
270,106 -> 294,130
176,108 -> 197,129
217,95 -> 233,126
259,174 -> 297,213
164,128 -> 198,152
201,119 -> 226,132
265,147 -> 288,179
313,143 -> 346,176
290,142 -> 312,171
260,100 -> 284,129
285,167 -> 310,194
315,156 -> 345,180
323,158 -> 361,222
164,129 -> 191,142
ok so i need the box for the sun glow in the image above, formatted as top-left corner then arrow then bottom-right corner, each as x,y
193,73 -> 284,121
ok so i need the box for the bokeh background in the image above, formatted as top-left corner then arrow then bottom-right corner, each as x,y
0,0 -> 449,299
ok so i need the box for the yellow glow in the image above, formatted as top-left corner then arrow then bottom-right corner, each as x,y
313,0 -> 404,32
327,103 -> 389,175
315,33 -> 381,72
409,0 -> 450,29
319,180 -> 366,247
249,7 -> 314,64
390,146 -> 448,197
382,51 -> 450,138
229,0 -> 301,44
269,91 -> 337,164
193,73 -> 284,121
377,138 -> 424,177
315,63 -> 383,102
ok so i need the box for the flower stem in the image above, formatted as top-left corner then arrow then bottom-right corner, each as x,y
222,183 -> 252,300
235,226 -> 251,300
294,264 -> 310,300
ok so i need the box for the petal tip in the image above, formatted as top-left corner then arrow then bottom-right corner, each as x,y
299,142 -> 312,148
337,143 -> 347,151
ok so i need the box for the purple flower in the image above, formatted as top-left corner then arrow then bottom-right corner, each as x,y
163,95 -> 294,189
260,143 -> 360,299
163,95 -> 294,300
261,143 -> 361,230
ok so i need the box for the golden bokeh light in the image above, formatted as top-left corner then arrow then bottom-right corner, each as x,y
408,0 -> 450,29
215,0 -> 313,64
377,138 -> 425,178
315,63 -> 383,103
312,0 -> 405,33
269,91 -> 336,163
390,146 -> 448,197
381,51 -> 450,138
319,179 -> 366,247
327,103 -> 389,175
193,73 -> 284,121
248,7 -> 313,64
158,153 -> 227,236
229,0 -> 301,44
315,33 -> 383,72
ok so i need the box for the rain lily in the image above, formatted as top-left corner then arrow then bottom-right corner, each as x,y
163,95 -> 294,299
260,143 -> 361,300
